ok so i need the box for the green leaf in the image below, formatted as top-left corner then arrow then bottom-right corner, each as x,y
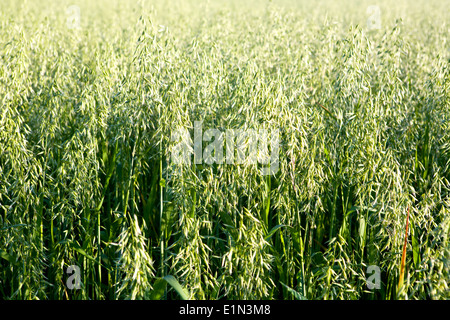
264,224 -> 286,242
149,278 -> 168,300
163,275 -> 190,300
411,222 -> 421,268
0,250 -> 14,264
280,282 -> 307,300
291,228 -> 304,254
162,201 -> 175,239
358,215 -> 366,250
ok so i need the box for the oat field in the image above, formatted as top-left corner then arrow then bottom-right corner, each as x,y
0,0 -> 449,300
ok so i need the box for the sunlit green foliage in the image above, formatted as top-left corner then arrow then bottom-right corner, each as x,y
0,0 -> 448,300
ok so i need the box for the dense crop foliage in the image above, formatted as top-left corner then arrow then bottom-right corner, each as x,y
0,0 -> 449,300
